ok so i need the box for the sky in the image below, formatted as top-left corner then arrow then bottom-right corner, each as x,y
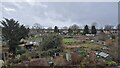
0,1 -> 119,28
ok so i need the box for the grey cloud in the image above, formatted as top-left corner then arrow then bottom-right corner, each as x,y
0,2 -> 118,28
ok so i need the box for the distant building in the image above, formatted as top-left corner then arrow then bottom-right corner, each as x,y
85,34 -> 95,37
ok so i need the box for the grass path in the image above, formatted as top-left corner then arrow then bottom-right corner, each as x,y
63,38 -> 80,43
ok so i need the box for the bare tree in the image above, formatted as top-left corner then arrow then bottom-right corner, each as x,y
69,24 -> 80,34
32,23 -> 43,32
32,23 -> 43,29
104,25 -> 113,31
47,27 -> 52,29
69,24 -> 80,30
92,22 -> 97,27
62,26 -> 68,29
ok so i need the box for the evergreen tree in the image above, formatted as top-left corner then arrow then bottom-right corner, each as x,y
54,26 -> 59,33
68,28 -> 73,34
91,25 -> 97,34
83,25 -> 89,35
0,18 -> 29,54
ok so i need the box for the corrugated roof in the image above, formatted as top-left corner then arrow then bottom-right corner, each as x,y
99,52 -> 109,58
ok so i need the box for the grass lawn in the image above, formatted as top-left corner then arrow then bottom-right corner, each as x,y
80,43 -> 98,47
63,38 -> 80,43
79,43 -> 104,51
64,42 -> 104,51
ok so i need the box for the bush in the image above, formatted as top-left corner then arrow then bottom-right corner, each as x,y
16,47 -> 25,55
79,51 -> 87,57
111,35 -> 116,39
106,61 -> 117,66
12,58 -> 19,64
71,52 -> 82,65
20,54 -> 29,61
41,51 -> 49,57
41,33 -> 63,51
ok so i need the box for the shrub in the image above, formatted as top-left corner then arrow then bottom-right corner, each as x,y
16,47 -> 25,55
111,35 -> 116,39
12,58 -> 19,64
79,51 -> 87,57
20,54 -> 29,61
41,33 -> 63,51
106,61 -> 117,66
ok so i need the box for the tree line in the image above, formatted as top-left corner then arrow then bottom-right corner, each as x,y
33,23 -> 119,35
54,24 -> 97,35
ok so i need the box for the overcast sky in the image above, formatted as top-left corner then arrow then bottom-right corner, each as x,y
0,2 -> 118,28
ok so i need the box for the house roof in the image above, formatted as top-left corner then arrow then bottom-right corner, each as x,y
99,52 -> 109,58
